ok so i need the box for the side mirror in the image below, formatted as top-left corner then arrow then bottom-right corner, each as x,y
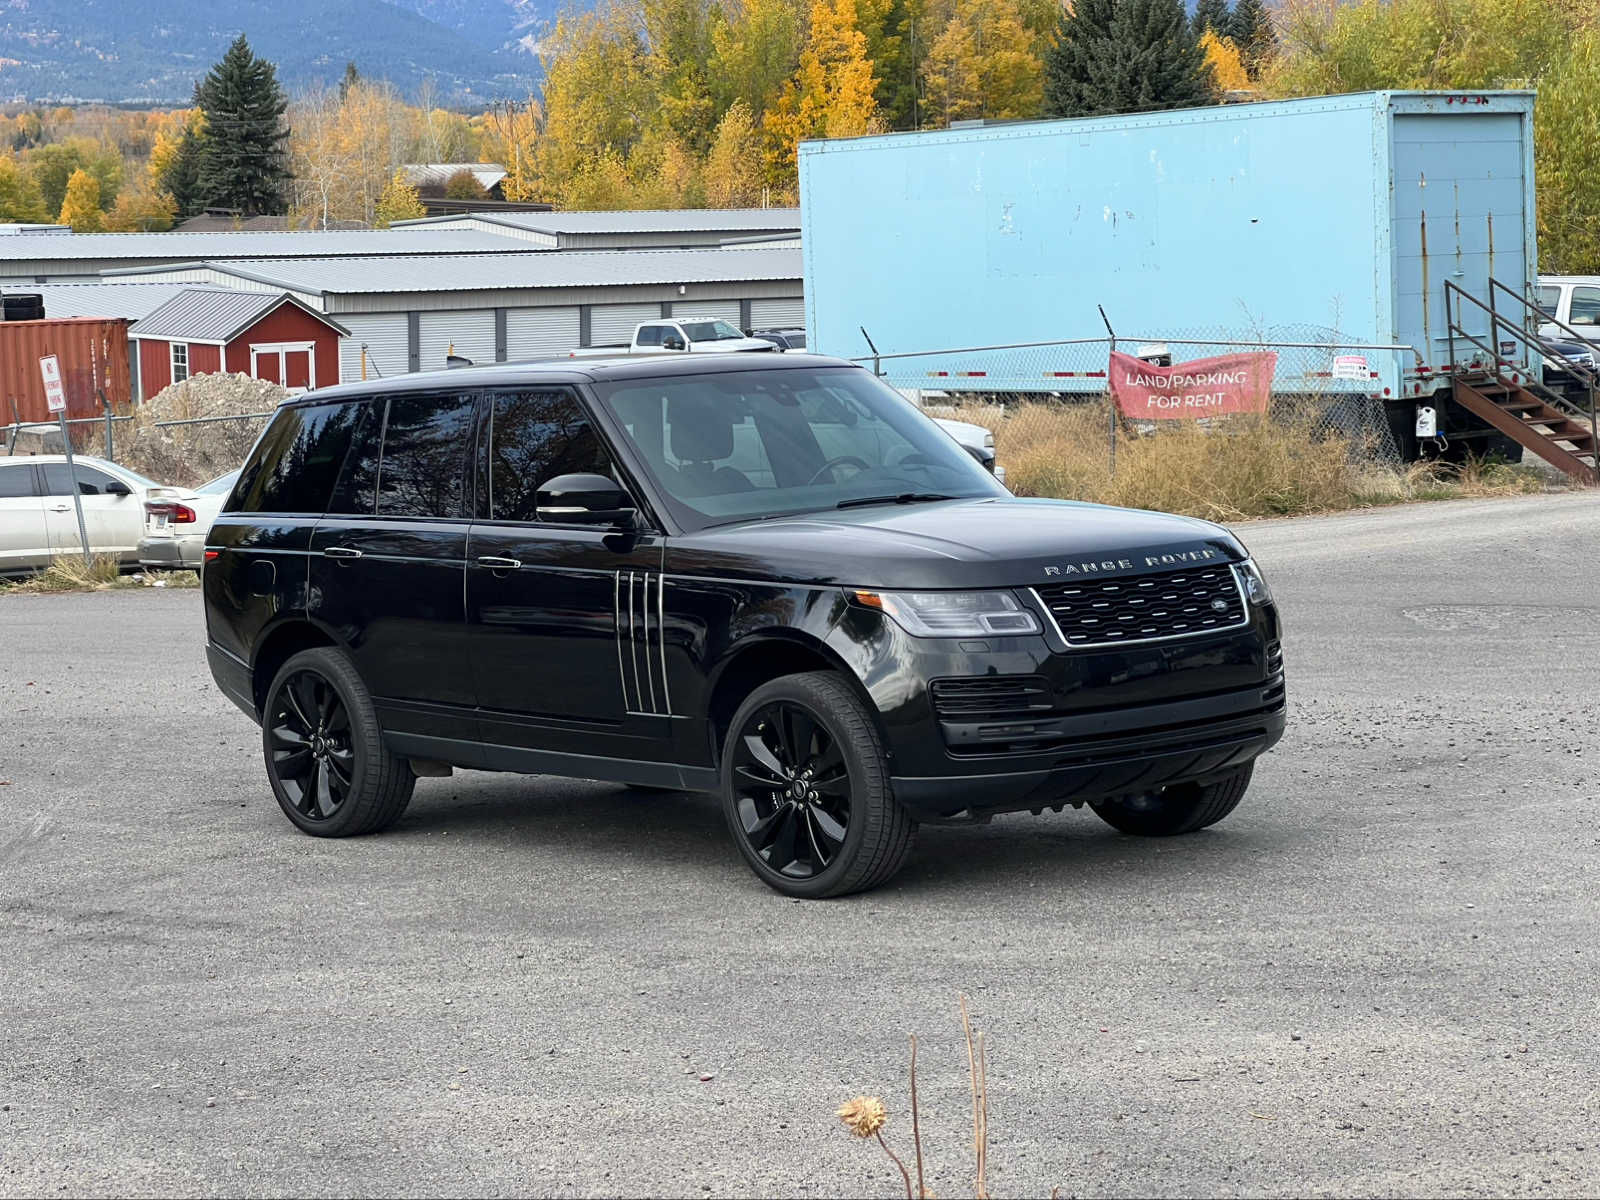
105,480 -> 133,497
535,474 -> 637,527
662,335 -> 686,351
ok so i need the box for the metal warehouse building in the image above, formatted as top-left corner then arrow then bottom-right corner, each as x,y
107,245 -> 805,382
393,208 -> 801,250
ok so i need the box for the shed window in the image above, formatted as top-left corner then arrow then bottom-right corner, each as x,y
170,343 -> 189,383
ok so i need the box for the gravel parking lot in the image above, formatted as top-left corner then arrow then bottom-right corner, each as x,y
3,492 -> 1597,1198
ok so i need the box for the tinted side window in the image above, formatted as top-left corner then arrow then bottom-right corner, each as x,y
0,464 -> 36,498
42,464 -> 117,496
228,402 -> 368,515
376,392 -> 475,519
326,401 -> 382,515
488,389 -> 611,523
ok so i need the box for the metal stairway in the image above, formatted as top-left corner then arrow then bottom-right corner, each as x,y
1445,279 -> 1599,484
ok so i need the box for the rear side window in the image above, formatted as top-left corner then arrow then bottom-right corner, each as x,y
486,388 -> 612,523
376,392 -> 476,519
0,464 -> 36,498
1534,285 -> 1561,317
228,402 -> 368,515
326,401 -> 382,515
1569,286 -> 1600,326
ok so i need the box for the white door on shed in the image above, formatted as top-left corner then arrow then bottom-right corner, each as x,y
506,307 -> 581,357
670,301 -> 741,324
419,310 -> 496,371
749,298 -> 805,328
589,303 -> 663,346
338,313 -> 409,383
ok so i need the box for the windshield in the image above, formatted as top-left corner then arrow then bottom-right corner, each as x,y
681,320 -> 747,342
595,366 -> 1006,531
197,469 -> 241,496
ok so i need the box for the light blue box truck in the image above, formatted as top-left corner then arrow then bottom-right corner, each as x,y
800,90 -> 1597,472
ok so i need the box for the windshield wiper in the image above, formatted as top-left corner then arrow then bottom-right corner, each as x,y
835,492 -> 959,510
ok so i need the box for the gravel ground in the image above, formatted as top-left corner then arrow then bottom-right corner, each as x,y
2,492 -> 1597,1198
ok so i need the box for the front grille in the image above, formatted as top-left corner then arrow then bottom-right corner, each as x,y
1035,564 -> 1247,647
931,675 -> 1054,720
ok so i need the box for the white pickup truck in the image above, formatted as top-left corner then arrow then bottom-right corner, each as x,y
568,319 -> 779,357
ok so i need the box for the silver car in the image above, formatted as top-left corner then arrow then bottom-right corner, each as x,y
0,455 -> 167,575
138,470 -> 240,570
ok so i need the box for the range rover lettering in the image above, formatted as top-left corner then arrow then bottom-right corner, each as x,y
204,354 -> 1285,898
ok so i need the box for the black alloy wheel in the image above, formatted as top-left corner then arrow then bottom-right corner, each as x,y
261,647 -> 415,837
719,671 -> 916,898
268,669 -> 355,822
731,701 -> 853,879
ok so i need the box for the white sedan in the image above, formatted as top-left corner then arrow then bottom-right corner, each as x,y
138,470 -> 240,570
0,455 -> 168,575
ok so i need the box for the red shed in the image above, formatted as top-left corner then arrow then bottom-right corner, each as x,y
129,288 -> 348,399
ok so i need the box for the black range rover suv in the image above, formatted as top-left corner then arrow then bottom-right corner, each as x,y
205,353 -> 1285,897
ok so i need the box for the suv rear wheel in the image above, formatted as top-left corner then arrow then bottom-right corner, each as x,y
1090,763 -> 1253,837
263,647 -> 415,837
720,671 -> 915,898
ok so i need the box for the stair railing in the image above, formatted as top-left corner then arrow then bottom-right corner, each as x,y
1444,279 -> 1599,461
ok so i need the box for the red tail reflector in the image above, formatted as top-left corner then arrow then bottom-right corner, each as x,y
204,550 -> 219,561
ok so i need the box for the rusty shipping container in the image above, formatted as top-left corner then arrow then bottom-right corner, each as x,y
0,318 -> 132,426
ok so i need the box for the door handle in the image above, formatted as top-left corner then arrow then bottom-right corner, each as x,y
476,555 -> 522,570
323,546 -> 363,559
48,504 -> 70,512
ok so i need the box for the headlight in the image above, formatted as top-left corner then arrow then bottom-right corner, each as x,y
1234,558 -> 1272,606
853,589 -> 1042,637
982,430 -> 995,450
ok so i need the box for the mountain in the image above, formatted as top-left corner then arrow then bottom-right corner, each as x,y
0,0 -> 551,104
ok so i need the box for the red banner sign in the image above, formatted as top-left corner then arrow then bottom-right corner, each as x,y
1109,350 -> 1277,419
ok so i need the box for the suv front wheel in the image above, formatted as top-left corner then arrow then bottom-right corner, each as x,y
720,671 -> 916,898
1090,763 -> 1253,837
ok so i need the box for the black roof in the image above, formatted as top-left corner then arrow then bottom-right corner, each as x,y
290,352 -> 861,406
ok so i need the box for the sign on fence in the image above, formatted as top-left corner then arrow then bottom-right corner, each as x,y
39,355 -> 66,413
1109,350 -> 1276,419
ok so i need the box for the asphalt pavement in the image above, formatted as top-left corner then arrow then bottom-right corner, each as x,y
2,492 -> 1597,1198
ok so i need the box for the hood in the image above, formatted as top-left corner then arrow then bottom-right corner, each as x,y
691,337 -> 782,353
670,496 -> 1244,590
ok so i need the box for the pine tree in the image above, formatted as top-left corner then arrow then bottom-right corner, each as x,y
160,128 -> 206,218
340,62 -> 361,102
1226,0 -> 1274,78
1044,0 -> 1215,118
194,35 -> 290,217
57,168 -> 103,231
374,169 -> 426,227
1192,0 -> 1231,38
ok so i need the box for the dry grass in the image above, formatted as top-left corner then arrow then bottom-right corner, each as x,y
951,400 -> 1553,520
1,555 -> 201,595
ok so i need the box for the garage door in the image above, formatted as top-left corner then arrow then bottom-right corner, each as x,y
749,298 -> 805,328
419,311 -> 496,372
589,303 -> 662,347
671,301 -> 741,324
338,313 -> 409,384
507,307 -> 581,358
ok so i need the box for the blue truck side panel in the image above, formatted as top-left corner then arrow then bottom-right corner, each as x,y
799,91 -> 1538,400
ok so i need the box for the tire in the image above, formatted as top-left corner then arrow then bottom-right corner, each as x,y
262,647 -> 415,837
720,671 -> 915,898
1090,763 -> 1253,838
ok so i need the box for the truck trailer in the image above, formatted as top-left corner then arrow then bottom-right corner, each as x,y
799,91 -> 1598,478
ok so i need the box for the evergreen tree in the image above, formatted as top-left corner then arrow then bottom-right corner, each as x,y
340,62 -> 361,102
1226,0 -> 1274,78
194,36 -> 290,217
1192,0 -> 1231,38
159,128 -> 207,218
1044,0 -> 1215,118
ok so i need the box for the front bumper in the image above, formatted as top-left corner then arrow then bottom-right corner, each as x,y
891,680 -> 1285,820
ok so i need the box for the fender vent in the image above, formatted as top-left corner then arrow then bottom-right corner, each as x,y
931,675 -> 1054,720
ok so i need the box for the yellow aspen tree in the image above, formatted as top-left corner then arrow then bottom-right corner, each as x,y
763,0 -> 880,187
373,169 -> 426,227
480,98 -> 544,202
57,168 -> 103,231
1200,29 -> 1252,92
923,0 -> 1044,126
704,101 -> 766,207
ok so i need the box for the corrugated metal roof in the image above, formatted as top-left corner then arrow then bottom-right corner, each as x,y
403,162 -> 508,189
9,281 -> 204,320
130,288 -> 349,342
161,245 -> 804,296
396,208 -> 801,235
0,228 -> 539,262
